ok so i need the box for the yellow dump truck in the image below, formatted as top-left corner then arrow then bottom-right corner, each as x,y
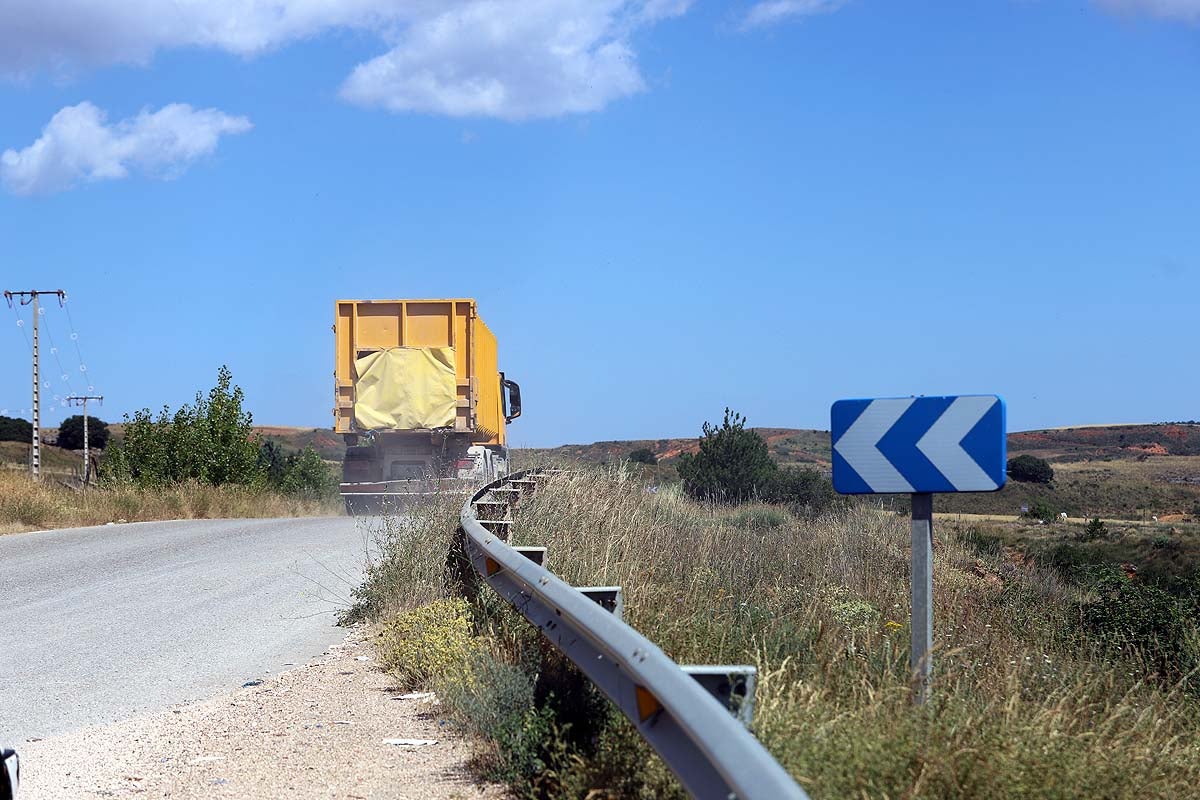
334,298 -> 521,507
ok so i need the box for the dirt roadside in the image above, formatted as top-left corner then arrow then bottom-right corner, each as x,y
16,627 -> 504,799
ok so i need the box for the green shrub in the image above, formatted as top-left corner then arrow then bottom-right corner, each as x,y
55,415 -> 110,450
677,409 -> 776,502
278,446 -> 338,499
1151,534 -> 1180,552
439,651 -> 557,785
378,598 -> 481,689
1076,517 -> 1108,542
1008,455 -> 1054,484
0,415 -> 32,443
628,447 -> 658,465
765,465 -> 841,515
1024,500 -> 1057,522
1078,571 -> 1200,681
676,409 -> 838,510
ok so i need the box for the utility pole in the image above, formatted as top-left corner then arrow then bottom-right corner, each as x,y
4,289 -> 65,480
66,394 -> 103,486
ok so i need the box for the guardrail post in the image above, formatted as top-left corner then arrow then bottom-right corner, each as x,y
513,546 -> 546,566
682,665 -> 757,725
577,586 -> 623,620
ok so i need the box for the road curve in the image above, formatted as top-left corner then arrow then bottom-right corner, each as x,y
0,517 -> 372,743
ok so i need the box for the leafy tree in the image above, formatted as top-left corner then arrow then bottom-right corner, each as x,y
677,409 -> 778,503
279,447 -> 338,499
628,447 -> 658,465
1007,454 -> 1054,484
0,415 -> 32,443
258,440 -> 288,485
56,415 -> 110,450
765,466 -> 842,514
101,366 -> 263,487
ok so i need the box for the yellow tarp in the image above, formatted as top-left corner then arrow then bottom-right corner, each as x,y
353,347 -> 457,430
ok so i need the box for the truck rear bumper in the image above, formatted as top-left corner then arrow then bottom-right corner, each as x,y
340,479 -> 476,515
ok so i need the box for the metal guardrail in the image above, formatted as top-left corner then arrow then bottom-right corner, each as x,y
458,469 -> 808,800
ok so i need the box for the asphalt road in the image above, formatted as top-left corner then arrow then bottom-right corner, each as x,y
0,517 -> 375,743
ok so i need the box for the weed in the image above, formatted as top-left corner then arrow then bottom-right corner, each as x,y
377,598 -> 481,690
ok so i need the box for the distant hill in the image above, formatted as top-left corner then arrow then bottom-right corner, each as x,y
517,423 -> 1200,468
16,421 -> 1198,477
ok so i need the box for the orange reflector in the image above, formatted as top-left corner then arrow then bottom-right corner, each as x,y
635,686 -> 662,722
485,557 -> 501,576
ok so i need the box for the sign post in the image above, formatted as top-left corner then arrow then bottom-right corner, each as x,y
831,395 -> 1006,704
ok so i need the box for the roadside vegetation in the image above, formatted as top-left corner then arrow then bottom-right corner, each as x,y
0,470 -> 336,534
353,413 -> 1200,799
1,366 -> 340,534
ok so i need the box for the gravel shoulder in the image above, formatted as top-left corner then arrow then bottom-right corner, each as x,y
18,627 -> 505,799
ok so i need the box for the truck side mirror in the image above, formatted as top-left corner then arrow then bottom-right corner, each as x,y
502,376 -> 522,423
1,749 -> 18,800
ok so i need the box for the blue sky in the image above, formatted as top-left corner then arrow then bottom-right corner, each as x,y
1,0 -> 1197,448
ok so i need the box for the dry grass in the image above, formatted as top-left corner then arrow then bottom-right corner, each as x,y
356,467 -> 1200,799
0,470 -> 341,534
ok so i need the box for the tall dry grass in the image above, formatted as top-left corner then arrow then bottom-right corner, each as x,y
0,470 -> 341,534
359,466 -> 1200,799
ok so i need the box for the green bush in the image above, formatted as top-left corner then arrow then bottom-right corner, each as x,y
439,651 -> 557,785
677,409 -> 777,502
378,598 -> 482,689
0,415 -> 32,443
628,447 -> 658,465
55,415 -> 109,450
101,366 -> 263,488
1008,454 -> 1054,484
765,465 -> 842,515
1078,570 -> 1200,681
1076,517 -> 1108,542
278,446 -> 338,499
1024,500 -> 1057,522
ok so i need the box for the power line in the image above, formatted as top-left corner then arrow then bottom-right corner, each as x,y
62,296 -> 97,393
37,303 -> 78,405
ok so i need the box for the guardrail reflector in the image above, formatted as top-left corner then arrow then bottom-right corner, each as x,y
635,686 -> 662,723
485,557 -> 501,576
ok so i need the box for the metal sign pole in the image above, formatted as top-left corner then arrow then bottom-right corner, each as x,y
910,492 -> 933,705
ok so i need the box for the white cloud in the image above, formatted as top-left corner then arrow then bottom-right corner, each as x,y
1,1 -> 690,120
1,102 -> 253,196
741,0 -> 847,30
1094,0 -> 1200,21
340,3 -> 650,120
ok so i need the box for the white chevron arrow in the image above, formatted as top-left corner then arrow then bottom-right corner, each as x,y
916,396 -> 998,491
833,398 -> 915,493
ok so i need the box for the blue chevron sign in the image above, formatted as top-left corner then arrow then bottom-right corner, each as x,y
831,395 -> 1007,494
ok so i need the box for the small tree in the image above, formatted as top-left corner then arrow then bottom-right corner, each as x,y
764,465 -> 841,515
1008,455 -> 1054,484
1024,500 -> 1057,522
628,447 -> 658,465
1076,517 -> 1109,542
677,409 -> 776,503
56,415 -> 110,450
0,415 -> 32,443
279,447 -> 338,499
101,366 -> 263,487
